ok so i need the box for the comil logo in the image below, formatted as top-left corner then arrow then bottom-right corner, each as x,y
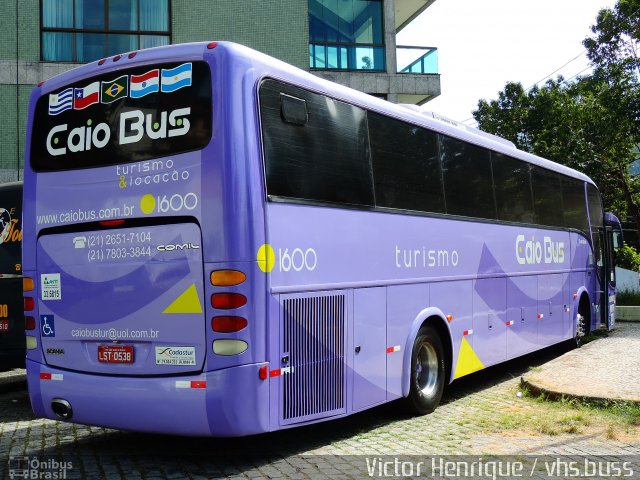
516,235 -> 565,265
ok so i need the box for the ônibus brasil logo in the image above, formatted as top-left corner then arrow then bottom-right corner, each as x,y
515,234 -> 565,265
45,107 -> 191,157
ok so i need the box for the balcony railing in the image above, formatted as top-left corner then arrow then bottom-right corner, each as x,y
309,42 -> 386,72
397,46 -> 438,74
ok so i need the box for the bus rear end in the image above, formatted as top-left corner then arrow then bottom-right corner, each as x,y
23,43 -> 269,436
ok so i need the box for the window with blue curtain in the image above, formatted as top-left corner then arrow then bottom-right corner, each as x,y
41,0 -> 170,62
308,0 -> 385,71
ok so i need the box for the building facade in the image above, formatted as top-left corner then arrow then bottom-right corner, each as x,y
0,0 -> 440,181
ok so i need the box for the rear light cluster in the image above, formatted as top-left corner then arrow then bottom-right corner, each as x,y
210,270 -> 248,356
23,277 -> 37,350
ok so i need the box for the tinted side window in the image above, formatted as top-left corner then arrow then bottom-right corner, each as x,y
260,80 -> 374,206
492,153 -> 534,223
531,166 -> 564,227
368,112 -> 444,213
562,178 -> 589,234
439,135 -> 495,219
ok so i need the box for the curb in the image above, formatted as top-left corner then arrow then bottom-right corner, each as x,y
520,377 -> 640,407
616,306 -> 640,322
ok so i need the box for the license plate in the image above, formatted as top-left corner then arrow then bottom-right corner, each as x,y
0,320 -> 8,332
98,345 -> 134,364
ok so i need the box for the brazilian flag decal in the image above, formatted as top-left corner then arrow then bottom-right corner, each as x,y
101,75 -> 128,103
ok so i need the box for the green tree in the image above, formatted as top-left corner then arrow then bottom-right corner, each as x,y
473,0 -> 640,236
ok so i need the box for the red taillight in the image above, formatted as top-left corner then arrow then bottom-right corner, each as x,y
259,365 -> 268,380
24,297 -> 35,311
37,81 -> 45,87
211,293 -> 247,309
212,316 -> 247,333
207,42 -> 218,49
128,51 -> 137,59
98,58 -> 107,65
99,219 -> 126,227
113,54 -> 121,62
25,316 -> 36,330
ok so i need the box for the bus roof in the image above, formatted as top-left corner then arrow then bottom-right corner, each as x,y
34,41 -> 595,186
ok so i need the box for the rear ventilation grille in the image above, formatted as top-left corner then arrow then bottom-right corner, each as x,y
282,294 -> 346,423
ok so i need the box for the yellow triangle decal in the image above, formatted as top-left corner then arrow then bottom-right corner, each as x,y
453,336 -> 485,379
163,283 -> 203,314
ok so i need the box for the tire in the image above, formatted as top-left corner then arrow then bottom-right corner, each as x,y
574,298 -> 590,348
405,325 -> 445,415
574,313 -> 586,348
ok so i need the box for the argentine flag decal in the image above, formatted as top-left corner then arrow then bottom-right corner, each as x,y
161,63 -> 193,93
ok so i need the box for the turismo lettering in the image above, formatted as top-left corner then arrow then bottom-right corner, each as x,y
45,107 -> 191,156
516,235 -> 565,265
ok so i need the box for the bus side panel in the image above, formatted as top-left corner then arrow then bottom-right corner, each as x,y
429,281 -> 474,383
353,287 -> 387,412
506,275 -> 538,358
472,278 -> 507,368
386,284 -> 428,399
537,273 -> 566,346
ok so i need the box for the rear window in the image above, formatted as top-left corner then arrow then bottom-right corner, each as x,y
30,61 -> 212,172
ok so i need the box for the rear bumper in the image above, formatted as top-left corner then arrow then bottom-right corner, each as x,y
27,359 -> 270,437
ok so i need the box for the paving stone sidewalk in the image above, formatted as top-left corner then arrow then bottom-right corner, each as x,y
522,322 -> 640,403
0,327 -> 638,479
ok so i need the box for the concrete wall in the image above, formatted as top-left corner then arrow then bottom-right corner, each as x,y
0,0 -> 39,180
172,0 -> 309,69
616,267 -> 640,293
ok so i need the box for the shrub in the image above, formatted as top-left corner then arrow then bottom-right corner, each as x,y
616,245 -> 640,271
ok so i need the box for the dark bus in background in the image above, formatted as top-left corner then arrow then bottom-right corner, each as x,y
0,181 -> 24,368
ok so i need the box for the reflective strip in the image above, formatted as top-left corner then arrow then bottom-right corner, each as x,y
40,373 -> 63,381
176,380 -> 207,389
269,367 -> 295,377
386,345 -> 401,353
537,314 -> 544,319
463,329 -> 473,336
506,321 -> 514,326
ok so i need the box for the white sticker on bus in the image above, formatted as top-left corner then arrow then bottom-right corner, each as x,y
155,346 -> 196,366
41,273 -> 62,301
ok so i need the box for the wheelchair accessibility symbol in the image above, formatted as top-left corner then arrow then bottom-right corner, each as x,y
41,315 -> 55,337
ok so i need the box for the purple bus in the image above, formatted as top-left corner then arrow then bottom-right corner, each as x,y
23,42 -> 621,436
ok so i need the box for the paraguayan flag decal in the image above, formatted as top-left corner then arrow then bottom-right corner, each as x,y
161,63 -> 192,93
48,88 -> 73,115
130,69 -> 160,98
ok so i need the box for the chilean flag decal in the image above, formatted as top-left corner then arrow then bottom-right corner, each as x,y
130,69 -> 160,98
73,82 -> 100,110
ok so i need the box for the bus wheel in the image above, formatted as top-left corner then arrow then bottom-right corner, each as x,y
574,313 -> 586,348
406,325 -> 445,415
